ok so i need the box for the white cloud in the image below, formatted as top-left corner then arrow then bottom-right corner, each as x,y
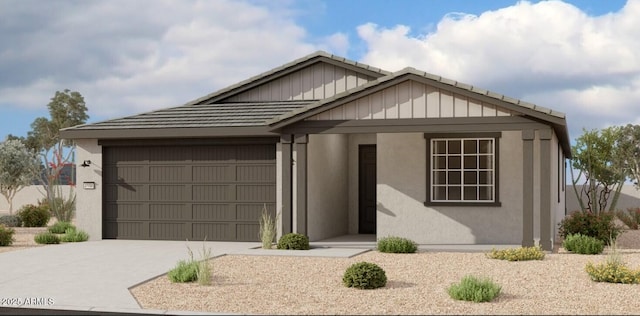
0,0 -> 319,119
357,0 -> 640,136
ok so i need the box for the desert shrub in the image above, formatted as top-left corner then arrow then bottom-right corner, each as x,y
0,224 -> 15,246
447,275 -> 501,302
558,210 -> 621,245
563,234 -> 604,254
48,221 -> 75,234
258,205 -> 277,249
0,215 -> 22,227
168,260 -> 199,283
486,246 -> 545,261
585,261 -> 640,284
60,228 -> 89,242
342,262 -> 387,289
277,233 -> 310,250
616,208 -> 640,230
18,204 -> 51,227
377,236 -> 418,253
34,232 -> 60,244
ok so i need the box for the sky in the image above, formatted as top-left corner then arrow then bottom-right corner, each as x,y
0,0 -> 637,142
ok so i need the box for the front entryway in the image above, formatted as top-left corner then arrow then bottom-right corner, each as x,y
358,145 -> 376,234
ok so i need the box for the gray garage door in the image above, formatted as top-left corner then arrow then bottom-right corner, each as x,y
102,143 -> 276,241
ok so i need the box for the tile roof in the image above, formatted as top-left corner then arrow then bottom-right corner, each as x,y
67,101 -> 315,130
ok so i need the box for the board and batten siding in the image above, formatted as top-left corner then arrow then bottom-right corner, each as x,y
223,62 -> 376,102
306,80 -> 513,120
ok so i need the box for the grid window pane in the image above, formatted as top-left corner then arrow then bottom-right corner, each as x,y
448,186 -> 461,200
479,140 -> 492,153
434,186 -> 447,200
448,156 -> 461,169
479,156 -> 492,169
464,186 -> 478,200
434,171 -> 447,184
479,171 -> 492,184
464,171 -> 477,184
464,140 -> 477,154
464,156 -> 477,169
449,140 -> 461,154
434,156 -> 446,169
449,171 -> 461,184
435,141 -> 447,154
479,186 -> 492,200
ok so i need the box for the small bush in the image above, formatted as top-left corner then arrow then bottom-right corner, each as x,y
616,208 -> 640,230
0,224 -> 15,246
18,204 -> 51,227
48,221 -> 75,234
558,210 -> 621,245
377,236 -> 418,253
0,215 -> 22,227
34,232 -> 61,244
585,261 -> 640,284
563,233 -> 604,254
168,260 -> 199,283
61,228 -> 89,242
343,262 -> 387,289
192,243 -> 213,286
258,205 -> 277,249
486,246 -> 545,261
448,275 -> 501,302
277,233 -> 310,250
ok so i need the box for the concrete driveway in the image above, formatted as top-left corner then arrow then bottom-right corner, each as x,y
0,240 -> 258,314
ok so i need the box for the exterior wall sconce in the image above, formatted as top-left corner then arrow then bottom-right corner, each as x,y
81,160 -> 91,167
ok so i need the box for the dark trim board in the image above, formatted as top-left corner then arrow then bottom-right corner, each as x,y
98,137 -> 279,147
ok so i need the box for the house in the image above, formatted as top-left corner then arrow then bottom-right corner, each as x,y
60,51 -> 571,250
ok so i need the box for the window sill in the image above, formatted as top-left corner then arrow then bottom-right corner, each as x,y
424,201 -> 502,207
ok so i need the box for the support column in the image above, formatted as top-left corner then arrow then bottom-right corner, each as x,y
294,134 -> 308,236
280,135 -> 292,235
539,129 -> 553,251
522,130 -> 535,247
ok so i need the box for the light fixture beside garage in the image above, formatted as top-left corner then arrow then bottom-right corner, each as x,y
80,160 -> 91,167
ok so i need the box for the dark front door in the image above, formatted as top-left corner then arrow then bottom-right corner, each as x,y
359,145 -> 377,234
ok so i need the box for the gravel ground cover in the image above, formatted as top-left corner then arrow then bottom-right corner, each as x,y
131,230 -> 640,315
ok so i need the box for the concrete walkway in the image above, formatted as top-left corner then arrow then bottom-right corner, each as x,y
0,240 -> 368,314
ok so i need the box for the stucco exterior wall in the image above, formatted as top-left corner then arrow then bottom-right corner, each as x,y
307,134 -> 349,241
74,139 -> 103,241
377,131 -> 523,244
0,185 -> 72,214
347,134 -> 377,234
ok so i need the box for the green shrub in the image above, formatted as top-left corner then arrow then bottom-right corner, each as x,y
486,246 -> 545,261
60,228 -> 89,242
563,233 -> 604,254
168,260 -> 199,283
0,224 -> 15,246
343,262 -> 387,289
616,208 -> 640,230
377,236 -> 418,253
34,232 -> 61,244
277,233 -> 310,250
559,210 -> 621,245
447,275 -> 501,302
48,221 -> 75,234
0,215 -> 22,227
18,204 -> 51,227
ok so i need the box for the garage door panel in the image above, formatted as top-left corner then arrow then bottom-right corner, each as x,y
149,223 -> 184,240
193,204 -> 233,221
149,166 -> 188,182
192,185 -> 229,201
103,142 -> 275,241
193,223 -> 230,241
192,166 -> 230,182
149,204 -> 186,220
105,184 -> 146,201
236,165 -> 275,182
104,203 -> 144,220
236,185 -> 276,201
